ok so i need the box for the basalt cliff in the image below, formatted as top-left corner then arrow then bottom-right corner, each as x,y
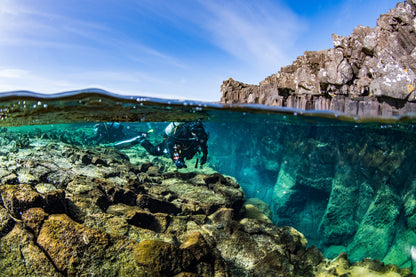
221,0 -> 416,117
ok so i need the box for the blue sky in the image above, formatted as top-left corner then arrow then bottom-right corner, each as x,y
0,0 -> 399,101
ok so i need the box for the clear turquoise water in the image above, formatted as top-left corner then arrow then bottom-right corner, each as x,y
2,89 -> 416,271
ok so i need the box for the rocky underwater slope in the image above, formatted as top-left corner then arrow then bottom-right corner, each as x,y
207,119 -> 416,275
0,128 -> 413,276
221,0 -> 416,117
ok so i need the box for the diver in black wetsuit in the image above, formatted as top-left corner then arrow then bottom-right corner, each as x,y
92,122 -> 125,143
114,120 -> 208,169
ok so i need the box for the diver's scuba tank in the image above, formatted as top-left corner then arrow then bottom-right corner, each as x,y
164,122 -> 180,137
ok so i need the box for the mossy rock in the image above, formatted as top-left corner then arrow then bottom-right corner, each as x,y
134,240 -> 182,275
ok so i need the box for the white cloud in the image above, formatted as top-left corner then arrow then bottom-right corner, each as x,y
196,0 -> 305,68
134,0 -> 305,83
0,0 -> 307,100
0,68 -> 28,78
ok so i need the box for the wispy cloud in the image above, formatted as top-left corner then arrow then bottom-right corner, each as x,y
0,0 -> 306,99
196,0 -> 304,68
131,0 -> 305,80
0,68 -> 72,93
0,68 -> 28,78
0,1 -> 186,69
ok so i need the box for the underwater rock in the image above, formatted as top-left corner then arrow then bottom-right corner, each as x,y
136,193 -> 182,214
347,185 -> 402,261
36,213 -> 145,276
0,139 -> 413,276
315,252 -> 414,276
0,206 -> 15,237
35,182 -> 58,194
242,202 -> 272,223
318,165 -> 360,245
404,190 -> 416,230
134,240 -> 183,274
221,1 -> 416,116
0,223 -> 63,276
146,172 -> 245,216
0,184 -> 44,219
244,197 -> 272,219
383,228 -> 416,269
21,207 -> 48,237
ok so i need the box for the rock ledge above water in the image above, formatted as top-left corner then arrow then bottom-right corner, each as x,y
221,1 -> 416,117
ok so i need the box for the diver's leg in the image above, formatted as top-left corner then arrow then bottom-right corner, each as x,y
141,140 -> 165,156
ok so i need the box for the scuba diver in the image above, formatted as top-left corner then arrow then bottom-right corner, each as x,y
92,122 -> 125,143
114,120 -> 208,169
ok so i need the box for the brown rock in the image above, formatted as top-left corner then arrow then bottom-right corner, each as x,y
99,181 -> 137,206
36,213 -> 148,275
134,240 -> 182,275
147,165 -> 161,176
107,203 -> 170,233
0,206 -> 15,237
315,252 -> 414,277
37,214 -> 110,273
0,223 -> 62,276
251,249 -> 294,276
208,207 -> 234,228
180,231 -> 211,262
0,184 -> 44,219
136,193 -> 181,215
43,189 -> 67,214
21,207 -> 48,237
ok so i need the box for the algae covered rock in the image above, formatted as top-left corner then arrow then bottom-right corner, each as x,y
0,223 -> 62,276
134,240 -> 182,275
243,198 -> 273,223
0,184 -> 51,219
316,252 -> 415,277
0,138 -> 412,276
347,186 -> 402,261
0,142 -> 239,276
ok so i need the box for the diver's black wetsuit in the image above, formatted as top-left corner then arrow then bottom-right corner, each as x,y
93,122 -> 125,143
141,121 -> 208,168
114,121 -> 208,169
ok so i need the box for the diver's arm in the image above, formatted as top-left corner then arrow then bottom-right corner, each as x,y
114,135 -> 142,149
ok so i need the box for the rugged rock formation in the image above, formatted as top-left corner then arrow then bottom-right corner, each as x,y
207,119 -> 416,274
0,130 -> 412,276
221,0 -> 416,117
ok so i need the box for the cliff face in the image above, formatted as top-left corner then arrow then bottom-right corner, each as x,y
221,0 -> 416,117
